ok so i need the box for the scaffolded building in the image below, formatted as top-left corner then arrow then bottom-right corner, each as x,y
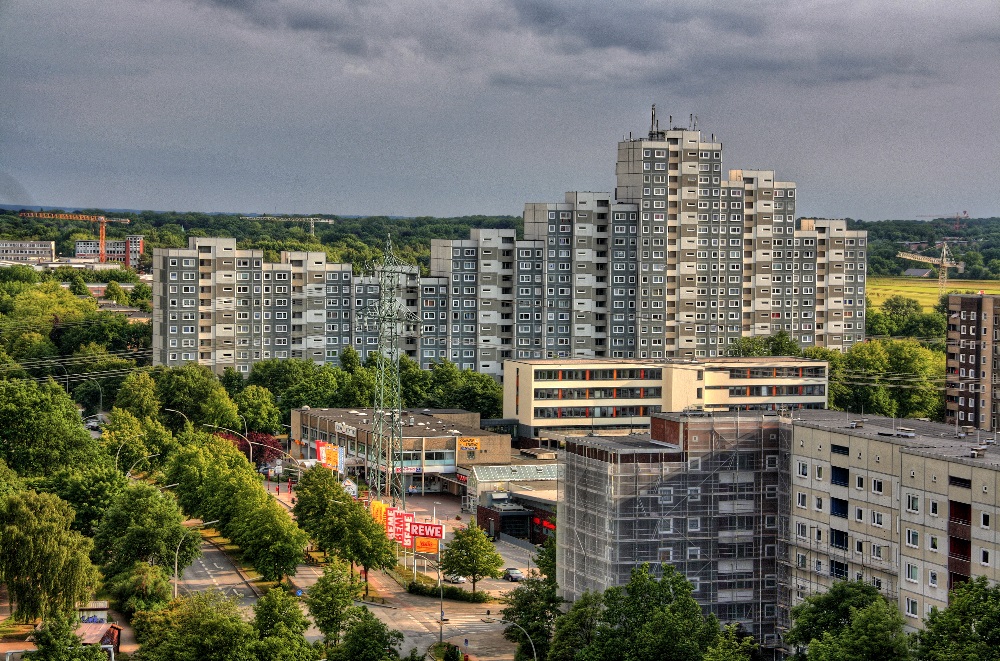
558,411 -> 783,648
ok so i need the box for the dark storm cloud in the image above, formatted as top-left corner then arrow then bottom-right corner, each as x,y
1,0 -> 997,219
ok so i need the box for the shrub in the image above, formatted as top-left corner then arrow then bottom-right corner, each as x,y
407,581 -> 492,603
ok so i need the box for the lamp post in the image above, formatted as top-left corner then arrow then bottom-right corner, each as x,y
163,408 -> 191,429
88,378 -> 104,416
414,552 -> 446,645
126,453 -> 160,478
174,519 -> 219,598
500,619 -> 537,661
203,424 -> 252,464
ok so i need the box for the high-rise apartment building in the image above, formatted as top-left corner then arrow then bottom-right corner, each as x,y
521,116 -> 867,358
945,294 -> 998,431
152,115 -> 868,375
151,238 -> 432,373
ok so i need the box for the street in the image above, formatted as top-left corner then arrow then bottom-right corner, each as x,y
178,540 -> 258,610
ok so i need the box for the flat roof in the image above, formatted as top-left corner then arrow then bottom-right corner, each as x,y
296,407 -> 504,440
507,356 -> 824,366
790,410 -> 1000,469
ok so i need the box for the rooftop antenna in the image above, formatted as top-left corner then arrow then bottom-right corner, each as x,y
669,115 -> 672,127
693,115 -> 698,131
651,104 -> 657,133
689,114 -> 693,130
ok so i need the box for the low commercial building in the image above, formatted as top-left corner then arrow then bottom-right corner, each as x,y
503,357 -> 828,438
0,239 -> 56,262
75,235 -> 144,268
289,407 -> 510,495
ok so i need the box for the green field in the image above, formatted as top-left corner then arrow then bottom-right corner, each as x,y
868,277 -> 1000,311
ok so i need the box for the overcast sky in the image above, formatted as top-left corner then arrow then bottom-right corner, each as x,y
1,0 -> 997,220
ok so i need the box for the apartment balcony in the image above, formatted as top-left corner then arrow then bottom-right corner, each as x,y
949,518 -> 971,539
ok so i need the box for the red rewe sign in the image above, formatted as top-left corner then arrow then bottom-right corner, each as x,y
408,522 -> 445,539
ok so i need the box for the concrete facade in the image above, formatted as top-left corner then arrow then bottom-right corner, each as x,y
0,240 -> 56,262
503,357 -> 828,437
945,293 -> 998,431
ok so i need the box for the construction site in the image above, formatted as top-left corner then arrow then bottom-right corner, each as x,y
557,411 -> 784,650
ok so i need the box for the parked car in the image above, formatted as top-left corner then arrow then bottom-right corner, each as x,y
85,420 -> 102,431
503,568 -> 524,582
444,575 -> 467,584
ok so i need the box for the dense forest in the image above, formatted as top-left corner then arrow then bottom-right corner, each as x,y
850,216 -> 1000,278
0,208 -> 521,274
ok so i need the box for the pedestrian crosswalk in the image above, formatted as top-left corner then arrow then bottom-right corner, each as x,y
439,612 -> 505,635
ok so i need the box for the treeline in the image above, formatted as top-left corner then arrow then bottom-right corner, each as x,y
0,207 -> 521,274
729,330 -> 944,420
0,265 -> 152,414
850,216 -> 1000,278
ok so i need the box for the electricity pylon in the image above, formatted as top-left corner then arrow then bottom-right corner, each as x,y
361,236 -> 419,507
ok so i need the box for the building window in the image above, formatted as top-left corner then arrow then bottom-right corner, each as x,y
797,461 -> 808,477
796,492 -> 807,508
929,535 -> 938,551
983,512 -> 991,529
983,549 -> 991,565
906,529 -> 919,547
872,478 -> 883,494
929,570 -> 938,587
906,563 -> 918,582
906,494 -> 919,513
906,598 -> 918,618
872,511 -> 884,527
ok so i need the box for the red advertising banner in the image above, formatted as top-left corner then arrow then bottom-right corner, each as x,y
386,507 -> 398,541
400,512 -> 415,549
407,522 -> 445,539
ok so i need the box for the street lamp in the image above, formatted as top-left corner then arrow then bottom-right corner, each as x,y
126,453 -> 160,478
414,552 -> 446,645
174,519 -> 219,598
163,408 -> 191,428
500,619 -> 537,661
203,424 -> 253,464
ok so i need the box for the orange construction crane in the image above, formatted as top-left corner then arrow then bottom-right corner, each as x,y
916,211 -> 970,232
19,211 -> 131,263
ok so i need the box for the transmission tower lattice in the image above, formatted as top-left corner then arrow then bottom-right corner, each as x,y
361,236 -> 419,508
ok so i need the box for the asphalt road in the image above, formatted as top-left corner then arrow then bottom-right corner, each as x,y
179,540 -> 258,610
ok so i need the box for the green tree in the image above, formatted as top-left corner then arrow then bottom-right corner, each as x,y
766,330 -> 802,356
102,406 -> 150,474
841,341 -> 896,416
727,337 -> 770,357
340,607 -> 404,661
704,624 -> 759,661
93,482 -> 201,580
439,521 -> 504,594
247,358 -> 320,399
913,576 -> 1000,661
104,280 -> 129,305
69,274 -> 91,297
152,363 -> 240,431
29,612 -> 107,661
341,500 -> 397,597
338,346 -> 361,375
804,346 -> 850,411
785,579 -> 883,652
500,576 -> 562,661
0,490 -> 100,621
253,587 -> 310,639
231,499 -> 308,583
881,295 -> 923,332
293,466 -> 353,555
0,458 -> 22,498
116,370 -> 161,420
236,384 -> 282,434
807,599 -> 909,661
0,378 -> 100,476
133,591 -> 257,661
583,564 -> 718,661
454,370 -> 504,418
221,365 -> 246,398
547,590 -> 602,661
399,353 -> 429,407
883,338 -> 945,419
304,559 -> 361,644
129,281 -> 153,309
105,561 -> 173,617
426,360 -> 463,408
534,533 -> 556,584
43,462 -> 128,534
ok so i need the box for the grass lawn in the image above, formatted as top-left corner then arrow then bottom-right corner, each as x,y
868,277 -> 1000,312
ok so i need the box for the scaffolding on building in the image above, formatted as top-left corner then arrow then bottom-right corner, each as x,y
558,411 -> 783,651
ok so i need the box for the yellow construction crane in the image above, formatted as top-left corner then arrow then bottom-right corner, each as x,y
239,215 -> 335,237
897,242 -> 965,296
